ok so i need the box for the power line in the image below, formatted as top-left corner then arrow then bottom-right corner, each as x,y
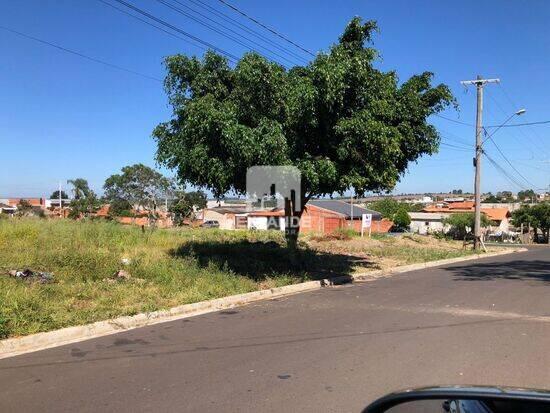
159,0 -> 303,66
0,25 -> 162,82
484,151 -> 528,190
483,87 -> 544,160
436,112 -> 550,129
217,0 -> 315,57
439,130 -> 473,147
485,133 -> 536,188
98,0 -> 213,56
434,114 -> 474,127
154,0 -> 289,67
185,0 -> 309,64
111,0 -> 240,62
488,119 -> 550,128
440,142 -> 472,152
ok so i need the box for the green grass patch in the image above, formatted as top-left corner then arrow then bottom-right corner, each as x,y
0,220 -> 478,338
0,219 -> 358,338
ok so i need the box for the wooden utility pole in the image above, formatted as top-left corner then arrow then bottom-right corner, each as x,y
460,76 -> 500,250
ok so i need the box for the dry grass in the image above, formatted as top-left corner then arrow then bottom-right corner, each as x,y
305,232 -> 482,271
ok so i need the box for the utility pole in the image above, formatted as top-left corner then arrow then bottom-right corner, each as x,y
460,76 -> 499,250
350,191 -> 354,228
59,181 -> 62,217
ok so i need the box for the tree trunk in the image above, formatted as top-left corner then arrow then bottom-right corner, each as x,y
284,198 -> 305,250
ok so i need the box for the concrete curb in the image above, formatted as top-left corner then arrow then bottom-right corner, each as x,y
0,247 -> 526,359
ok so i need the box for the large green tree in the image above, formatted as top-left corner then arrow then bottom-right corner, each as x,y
153,17 -> 454,246
103,164 -> 171,213
169,190 -> 208,225
67,178 -> 92,200
512,203 -> 550,243
67,178 -> 99,218
444,212 -> 492,240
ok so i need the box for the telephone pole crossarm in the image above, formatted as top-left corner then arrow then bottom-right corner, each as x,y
460,78 -> 500,86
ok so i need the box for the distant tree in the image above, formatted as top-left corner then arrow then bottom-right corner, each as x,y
444,212 -> 492,240
368,198 -> 402,219
67,178 -> 99,218
67,178 -> 92,200
152,17 -> 454,248
50,190 -> 68,200
496,191 -> 514,202
392,207 -> 411,230
169,190 -> 207,225
408,203 -> 425,212
512,202 -> 550,243
103,164 -> 171,213
517,189 -> 536,202
483,193 -> 500,203
15,200 -> 33,217
451,189 -> 463,195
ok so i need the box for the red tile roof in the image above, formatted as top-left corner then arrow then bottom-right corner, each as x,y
247,209 -> 285,217
482,208 -> 511,221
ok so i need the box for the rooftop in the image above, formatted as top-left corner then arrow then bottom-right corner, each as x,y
308,200 -> 382,220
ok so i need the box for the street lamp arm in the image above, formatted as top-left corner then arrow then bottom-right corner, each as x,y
481,109 -> 526,145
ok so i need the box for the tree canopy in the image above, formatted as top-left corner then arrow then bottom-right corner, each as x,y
392,207 -> 411,230
67,178 -> 98,218
444,212 -> 492,240
67,179 -> 92,200
169,190 -> 208,225
153,17 -> 454,244
103,164 -> 171,212
367,198 -> 402,219
50,190 -> 68,200
517,189 -> 536,202
512,203 -> 550,243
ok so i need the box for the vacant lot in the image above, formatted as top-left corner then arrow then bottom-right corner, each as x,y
1,219 -> 478,338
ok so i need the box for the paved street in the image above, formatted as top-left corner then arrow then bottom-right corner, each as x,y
1,247 -> 549,412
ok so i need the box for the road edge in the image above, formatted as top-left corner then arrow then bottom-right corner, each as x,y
0,247 -> 527,359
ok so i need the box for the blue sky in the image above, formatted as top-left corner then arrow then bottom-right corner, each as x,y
1,0 -> 550,198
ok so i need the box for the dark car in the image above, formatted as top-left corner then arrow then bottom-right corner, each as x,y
201,220 -> 220,228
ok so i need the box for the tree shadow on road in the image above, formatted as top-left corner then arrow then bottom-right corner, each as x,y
169,240 -> 375,282
444,259 -> 550,283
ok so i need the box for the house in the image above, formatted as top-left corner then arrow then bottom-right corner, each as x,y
482,207 -> 512,232
0,203 -> 16,215
421,203 -> 512,233
247,209 -> 285,231
409,212 -> 447,235
300,200 -> 392,234
202,206 -> 249,230
0,198 -> 46,208
45,198 -> 71,208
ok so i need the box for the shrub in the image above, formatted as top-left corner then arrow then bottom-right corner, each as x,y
444,212 -> 492,240
393,207 -> 411,230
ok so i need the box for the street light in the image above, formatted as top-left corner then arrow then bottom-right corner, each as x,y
482,108 -> 526,144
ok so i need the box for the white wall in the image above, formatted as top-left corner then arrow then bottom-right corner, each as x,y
203,210 -> 235,230
410,219 -> 445,235
248,216 -> 267,230
247,216 -> 285,231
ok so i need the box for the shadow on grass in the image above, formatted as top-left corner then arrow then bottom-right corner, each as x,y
445,259 -> 550,283
170,240 -> 375,282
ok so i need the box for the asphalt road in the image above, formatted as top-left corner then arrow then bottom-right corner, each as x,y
1,248 -> 549,412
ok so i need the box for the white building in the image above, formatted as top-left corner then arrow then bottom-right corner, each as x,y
409,212 -> 447,235
247,210 -> 285,231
